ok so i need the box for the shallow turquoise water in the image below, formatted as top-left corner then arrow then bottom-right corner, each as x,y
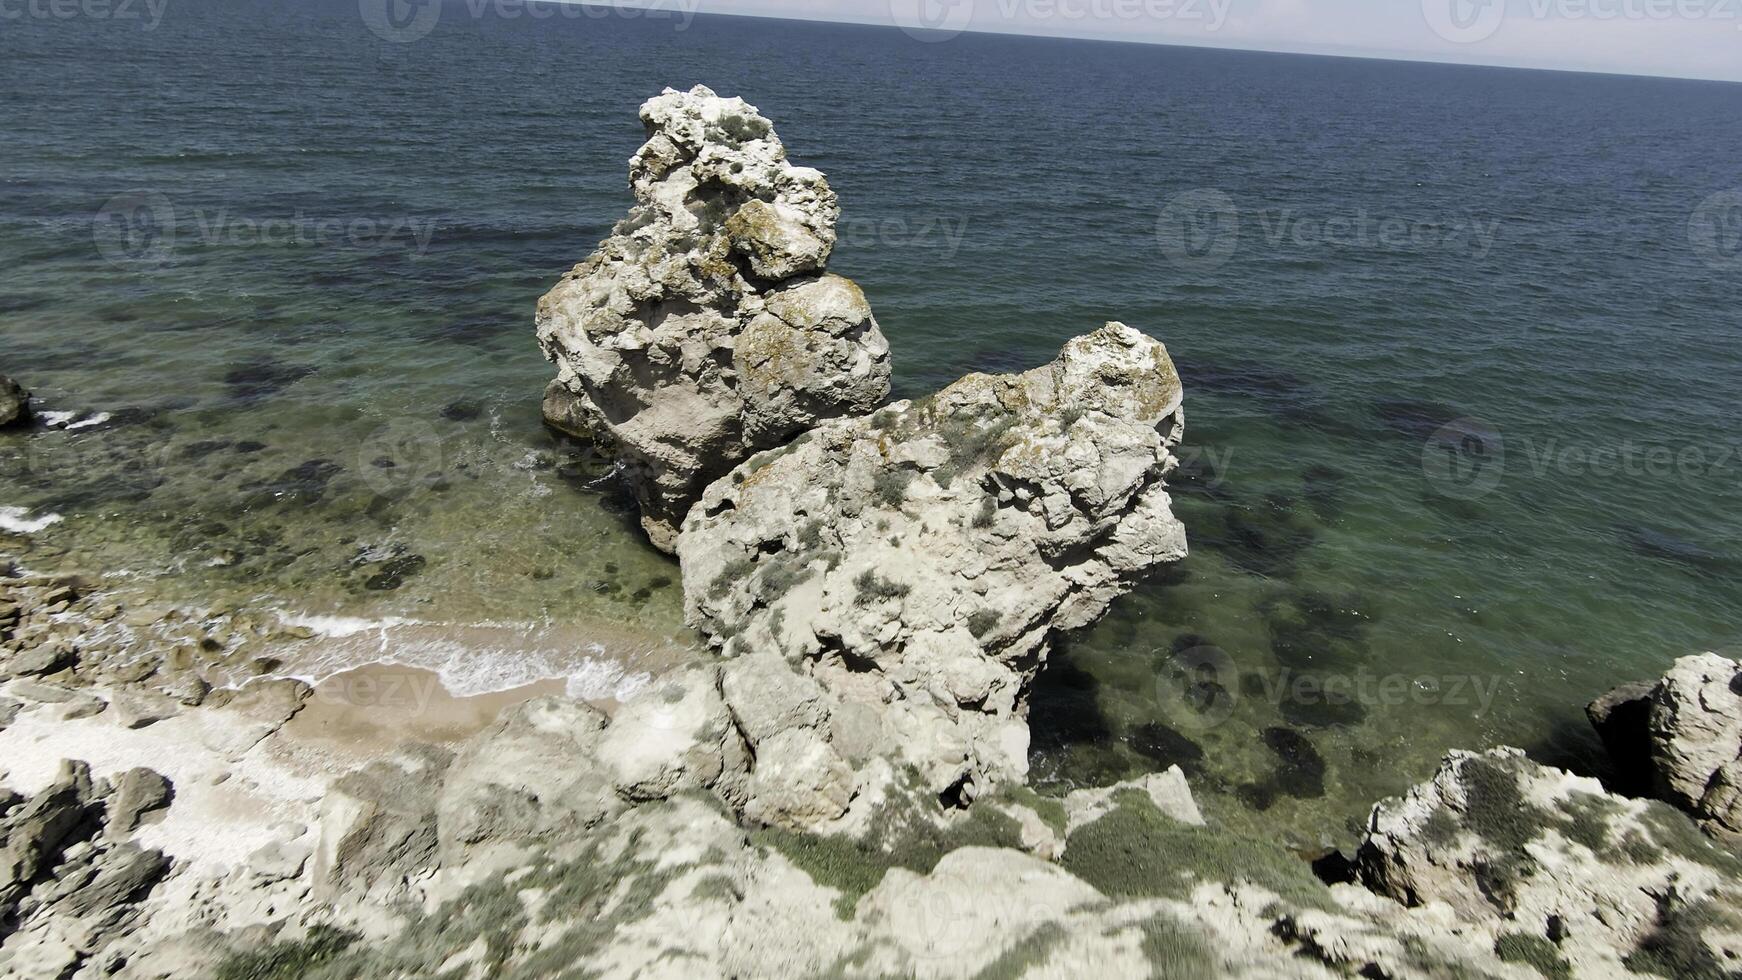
2,0 -> 1740,844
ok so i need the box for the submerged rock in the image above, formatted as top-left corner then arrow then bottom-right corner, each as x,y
1591,653 -> 1742,843
0,375 -> 29,428
536,85 -> 891,551
679,322 -> 1187,803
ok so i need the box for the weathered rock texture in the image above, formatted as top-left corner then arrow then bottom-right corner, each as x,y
82,732 -> 1538,980
1358,747 -> 1742,977
20,615 -> 1742,980
0,375 -> 28,429
678,322 -> 1187,806
0,761 -> 173,977
1590,652 -> 1742,843
536,85 -> 891,551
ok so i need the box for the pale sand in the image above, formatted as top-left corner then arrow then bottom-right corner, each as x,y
269,663 -> 573,772
0,650 -> 693,876
0,701 -> 330,874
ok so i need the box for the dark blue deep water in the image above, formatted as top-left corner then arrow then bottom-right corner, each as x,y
3,0 -> 1741,843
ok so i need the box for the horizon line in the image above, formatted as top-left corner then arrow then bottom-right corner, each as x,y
547,0 -> 1742,87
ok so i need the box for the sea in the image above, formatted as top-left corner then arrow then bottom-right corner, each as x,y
3,0 -> 1740,847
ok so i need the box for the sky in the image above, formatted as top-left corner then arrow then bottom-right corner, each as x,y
663,0 -> 1742,83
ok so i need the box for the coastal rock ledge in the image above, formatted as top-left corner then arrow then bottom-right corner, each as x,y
1589,652 -> 1742,843
678,322 -> 1189,807
536,85 -> 892,551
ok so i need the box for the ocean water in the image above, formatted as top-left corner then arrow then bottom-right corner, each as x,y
3,0 -> 1740,846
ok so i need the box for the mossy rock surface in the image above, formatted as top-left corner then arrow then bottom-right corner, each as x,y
213,926 -> 359,980
1493,932 -> 1572,979
1060,791 -> 1334,911
755,788 -> 1028,918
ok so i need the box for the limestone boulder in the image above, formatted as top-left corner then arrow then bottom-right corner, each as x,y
436,696 -> 623,856
595,666 -> 750,805
1589,653 -> 1742,842
679,322 -> 1187,802
536,85 -> 891,551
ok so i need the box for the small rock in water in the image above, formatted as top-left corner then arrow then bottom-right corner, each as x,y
0,375 -> 31,428
440,399 -> 484,422
1371,396 -> 1465,441
223,360 -> 314,402
1622,526 -> 1735,576
160,671 -> 211,706
1129,722 -> 1207,775
1262,726 -> 1327,799
1277,670 -> 1370,729
362,553 -> 426,591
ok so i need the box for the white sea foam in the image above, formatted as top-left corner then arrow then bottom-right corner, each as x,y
278,612 -> 417,639
0,507 -> 63,534
64,412 -> 112,431
268,611 -> 657,701
566,659 -> 654,702
35,410 -> 111,430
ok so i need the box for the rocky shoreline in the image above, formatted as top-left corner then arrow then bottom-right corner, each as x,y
2,88 -> 1739,978
4,546 -> 1739,978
